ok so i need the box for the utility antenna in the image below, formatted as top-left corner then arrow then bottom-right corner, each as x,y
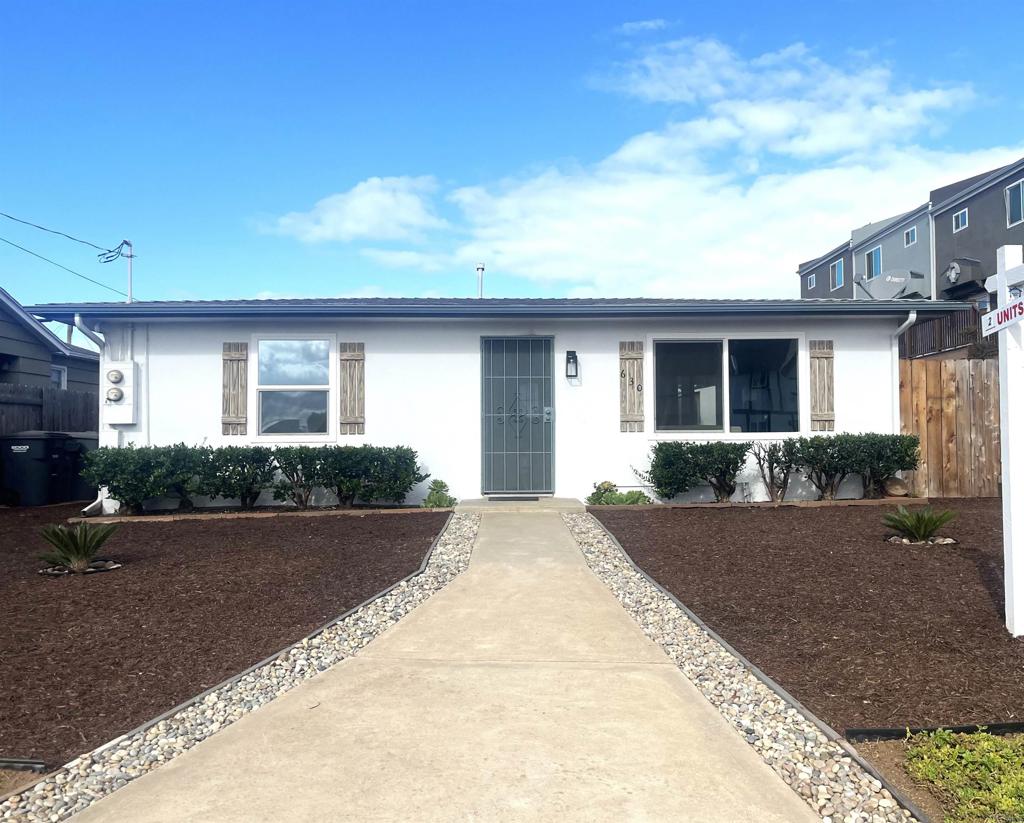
476,262 -> 485,299
98,239 -> 135,302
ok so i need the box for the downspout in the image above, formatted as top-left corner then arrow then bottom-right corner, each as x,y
891,310 -> 917,434
74,314 -> 107,516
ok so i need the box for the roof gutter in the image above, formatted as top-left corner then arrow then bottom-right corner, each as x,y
74,313 -> 105,349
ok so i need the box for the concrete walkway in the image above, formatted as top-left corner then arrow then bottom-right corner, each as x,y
73,512 -> 816,822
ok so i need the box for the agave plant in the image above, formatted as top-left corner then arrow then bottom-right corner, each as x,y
39,522 -> 120,573
882,506 -> 956,543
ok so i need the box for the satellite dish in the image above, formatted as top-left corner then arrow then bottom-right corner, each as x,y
855,269 -> 926,300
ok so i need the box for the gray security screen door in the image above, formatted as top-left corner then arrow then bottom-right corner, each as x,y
481,337 -> 554,495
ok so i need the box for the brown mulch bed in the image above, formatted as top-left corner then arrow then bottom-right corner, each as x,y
0,504 -> 449,768
592,499 -> 1024,734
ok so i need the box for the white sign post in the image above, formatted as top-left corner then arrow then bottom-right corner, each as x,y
985,245 -> 1024,635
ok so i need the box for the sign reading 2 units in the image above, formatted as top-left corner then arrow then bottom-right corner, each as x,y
982,296 -> 1024,337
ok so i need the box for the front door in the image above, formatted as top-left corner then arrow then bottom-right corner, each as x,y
481,337 -> 554,495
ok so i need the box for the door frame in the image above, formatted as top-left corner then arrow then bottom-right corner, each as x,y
479,335 -> 556,496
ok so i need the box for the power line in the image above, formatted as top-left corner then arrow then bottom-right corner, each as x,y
0,235 -> 130,298
0,211 -> 113,253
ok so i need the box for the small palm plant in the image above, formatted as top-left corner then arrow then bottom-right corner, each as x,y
882,506 -> 956,543
421,479 -> 457,509
40,523 -> 120,573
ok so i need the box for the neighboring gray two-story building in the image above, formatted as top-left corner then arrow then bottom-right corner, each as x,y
849,206 -> 932,300
797,240 -> 853,298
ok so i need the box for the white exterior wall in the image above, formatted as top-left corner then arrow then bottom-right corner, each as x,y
95,315 -> 902,504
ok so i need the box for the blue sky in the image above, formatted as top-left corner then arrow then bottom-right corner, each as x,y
2,0 -> 1023,309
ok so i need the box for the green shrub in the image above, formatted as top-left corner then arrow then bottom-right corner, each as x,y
883,505 -> 956,542
906,728 -> 1024,822
792,435 -> 854,501
318,445 -> 373,506
81,444 -> 204,514
40,522 -> 119,572
848,433 -> 920,498
272,446 -> 322,508
585,481 -> 652,505
193,446 -> 277,510
360,446 -> 428,504
642,441 -> 752,502
750,441 -> 799,503
422,479 -> 457,508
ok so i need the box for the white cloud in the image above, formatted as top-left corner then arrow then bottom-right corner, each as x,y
359,248 -> 450,272
270,176 -> 446,242
617,19 -> 668,35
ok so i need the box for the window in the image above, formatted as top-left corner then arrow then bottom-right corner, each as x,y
953,208 -> 969,232
655,341 -> 723,431
829,258 -> 844,290
49,365 -> 67,389
654,338 -> 800,433
728,339 -> 799,433
1007,180 -> 1024,228
865,246 -> 882,280
904,226 -> 917,247
257,339 -> 330,434
807,272 -> 816,290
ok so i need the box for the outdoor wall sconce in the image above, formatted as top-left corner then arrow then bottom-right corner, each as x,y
565,350 -> 579,379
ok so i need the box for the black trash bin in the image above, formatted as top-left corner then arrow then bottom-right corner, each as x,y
0,431 -> 97,507
65,431 -> 99,502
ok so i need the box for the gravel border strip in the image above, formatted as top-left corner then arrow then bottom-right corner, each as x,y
2,512 -> 479,823
563,512 -> 928,823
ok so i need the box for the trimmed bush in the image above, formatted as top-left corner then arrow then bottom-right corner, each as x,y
82,444 -> 203,515
193,446 -> 277,510
642,441 -> 752,502
750,440 -> 799,503
422,479 -> 457,508
883,505 -> 956,542
585,481 -> 652,506
792,435 -> 853,501
271,446 -> 322,509
848,433 -> 920,498
360,446 -> 428,504
318,445 -> 373,507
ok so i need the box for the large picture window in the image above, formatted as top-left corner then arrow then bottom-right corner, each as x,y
655,341 -> 723,431
655,338 -> 800,433
728,339 -> 799,432
257,339 -> 330,434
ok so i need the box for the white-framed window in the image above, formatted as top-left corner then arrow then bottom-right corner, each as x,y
807,272 -> 816,290
653,337 -> 800,434
829,258 -> 844,291
254,337 -> 333,436
953,208 -> 969,233
49,364 -> 67,389
1007,179 -> 1024,228
865,246 -> 882,280
904,226 -> 917,247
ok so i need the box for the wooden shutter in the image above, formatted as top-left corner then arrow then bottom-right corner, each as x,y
619,341 -> 644,432
339,342 -> 365,435
809,339 -> 835,431
221,342 -> 248,435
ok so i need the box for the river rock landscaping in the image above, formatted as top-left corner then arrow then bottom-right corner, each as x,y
2,508 -> 478,821
564,511 -> 917,822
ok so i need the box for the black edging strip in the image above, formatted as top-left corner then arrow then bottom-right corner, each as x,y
847,722 -> 1024,743
585,515 -> 933,823
0,512 -> 457,804
0,758 -> 46,772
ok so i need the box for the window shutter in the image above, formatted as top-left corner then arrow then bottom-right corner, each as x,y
619,341 -> 644,432
809,340 -> 835,431
221,342 -> 248,435
339,342 -> 365,435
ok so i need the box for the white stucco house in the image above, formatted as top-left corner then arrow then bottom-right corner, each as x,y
30,297 -> 968,504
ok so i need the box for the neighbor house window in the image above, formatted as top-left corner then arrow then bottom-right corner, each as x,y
1007,180 -> 1024,227
654,338 -> 800,433
807,272 -> 816,290
953,208 -> 969,232
865,246 -> 882,280
257,339 -> 330,434
49,365 -> 67,389
904,226 -> 917,247
655,341 -> 723,431
829,258 -> 844,290
728,339 -> 799,433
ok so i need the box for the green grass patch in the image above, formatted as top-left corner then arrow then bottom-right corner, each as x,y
906,729 -> 1024,822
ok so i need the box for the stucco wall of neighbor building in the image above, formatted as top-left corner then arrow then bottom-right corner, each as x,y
93,315 -> 902,505
800,248 -> 853,299
934,171 -> 1024,289
852,213 -> 933,298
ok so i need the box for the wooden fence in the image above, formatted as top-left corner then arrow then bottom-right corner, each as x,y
899,358 -> 1000,497
0,384 -> 99,436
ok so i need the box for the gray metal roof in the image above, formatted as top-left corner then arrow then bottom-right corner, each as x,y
29,296 -> 972,322
0,287 -> 99,360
